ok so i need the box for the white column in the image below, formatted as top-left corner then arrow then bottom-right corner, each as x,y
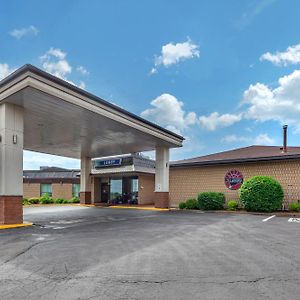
80,156 -> 91,193
155,146 -> 169,192
0,103 -> 24,196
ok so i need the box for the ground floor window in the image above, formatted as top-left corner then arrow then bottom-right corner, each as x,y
40,183 -> 52,197
72,183 -> 80,197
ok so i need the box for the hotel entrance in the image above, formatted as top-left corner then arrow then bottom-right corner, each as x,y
100,176 -> 139,205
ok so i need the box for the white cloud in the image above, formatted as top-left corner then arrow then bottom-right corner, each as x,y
40,48 -> 72,79
199,112 -> 242,131
260,44 -> 300,66
0,63 -> 16,80
10,25 -> 38,39
77,65 -> 89,75
79,81 -> 86,89
141,93 -> 196,134
242,69 -> 300,130
221,133 -> 275,145
151,38 -> 199,73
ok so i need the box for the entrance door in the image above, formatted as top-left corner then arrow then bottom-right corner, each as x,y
101,183 -> 109,203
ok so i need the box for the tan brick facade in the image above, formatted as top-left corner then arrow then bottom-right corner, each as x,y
52,183 -> 73,199
23,182 -> 74,199
139,174 -> 155,205
23,183 -> 40,199
169,159 -> 300,208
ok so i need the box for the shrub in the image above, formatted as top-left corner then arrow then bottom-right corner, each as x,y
240,176 -> 284,212
288,202 -> 300,212
39,193 -> 54,204
198,192 -> 225,210
22,198 -> 29,205
185,198 -> 199,210
62,199 -> 71,204
28,197 -> 40,205
179,202 -> 186,209
70,196 -> 80,203
227,200 -> 239,211
54,198 -> 65,204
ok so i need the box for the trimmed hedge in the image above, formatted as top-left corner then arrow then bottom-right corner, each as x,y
185,198 -> 199,209
22,195 -> 80,205
240,176 -> 284,212
198,192 -> 225,210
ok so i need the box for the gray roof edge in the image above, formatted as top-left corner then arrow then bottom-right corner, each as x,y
170,153 -> 300,168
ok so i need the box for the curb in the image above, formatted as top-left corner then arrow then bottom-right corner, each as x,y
0,222 -> 33,230
170,209 -> 300,217
108,206 -> 169,211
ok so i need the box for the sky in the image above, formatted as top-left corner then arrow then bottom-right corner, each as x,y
1,0 -> 300,169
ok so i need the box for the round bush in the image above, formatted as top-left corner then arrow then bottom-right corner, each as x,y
240,176 -> 284,212
179,202 -> 186,209
197,192 -> 225,210
185,198 -> 199,210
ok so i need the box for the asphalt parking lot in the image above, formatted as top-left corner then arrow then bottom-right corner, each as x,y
0,206 -> 299,300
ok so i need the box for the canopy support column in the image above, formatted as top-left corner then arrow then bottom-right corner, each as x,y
0,103 -> 24,224
155,146 -> 170,208
80,156 -> 92,204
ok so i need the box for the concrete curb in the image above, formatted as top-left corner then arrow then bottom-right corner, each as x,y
170,208 -> 300,217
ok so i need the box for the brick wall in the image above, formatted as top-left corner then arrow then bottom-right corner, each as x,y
52,183 -> 73,199
23,183 -> 40,199
139,174 -> 155,205
169,159 -> 300,207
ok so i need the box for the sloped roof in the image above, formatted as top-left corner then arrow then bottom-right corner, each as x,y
171,146 -> 300,167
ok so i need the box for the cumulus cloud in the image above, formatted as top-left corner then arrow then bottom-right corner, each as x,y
199,112 -> 242,131
221,133 -> 275,145
77,65 -> 89,75
0,63 -> 16,80
260,44 -> 300,66
141,93 -> 197,134
151,38 -> 199,73
40,48 -> 72,79
10,25 -> 38,39
242,70 -> 300,130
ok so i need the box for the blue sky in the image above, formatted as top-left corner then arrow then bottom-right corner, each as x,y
2,0 -> 300,169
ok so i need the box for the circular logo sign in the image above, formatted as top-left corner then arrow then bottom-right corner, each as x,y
224,170 -> 244,190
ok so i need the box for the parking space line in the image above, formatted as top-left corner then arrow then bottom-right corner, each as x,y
288,218 -> 300,223
262,215 -> 276,222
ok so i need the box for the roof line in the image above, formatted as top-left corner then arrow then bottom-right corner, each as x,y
171,153 -> 300,168
0,64 -> 184,141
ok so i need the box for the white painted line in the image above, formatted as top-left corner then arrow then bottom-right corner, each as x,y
262,215 -> 276,222
288,218 -> 300,223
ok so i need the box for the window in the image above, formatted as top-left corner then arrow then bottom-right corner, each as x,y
40,183 -> 52,197
72,184 -> 80,197
110,179 -> 122,201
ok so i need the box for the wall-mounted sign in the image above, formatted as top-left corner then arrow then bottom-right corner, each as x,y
224,170 -> 244,190
95,158 -> 122,168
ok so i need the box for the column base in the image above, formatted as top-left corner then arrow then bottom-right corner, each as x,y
0,196 -> 23,225
80,192 -> 92,205
155,192 -> 169,208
